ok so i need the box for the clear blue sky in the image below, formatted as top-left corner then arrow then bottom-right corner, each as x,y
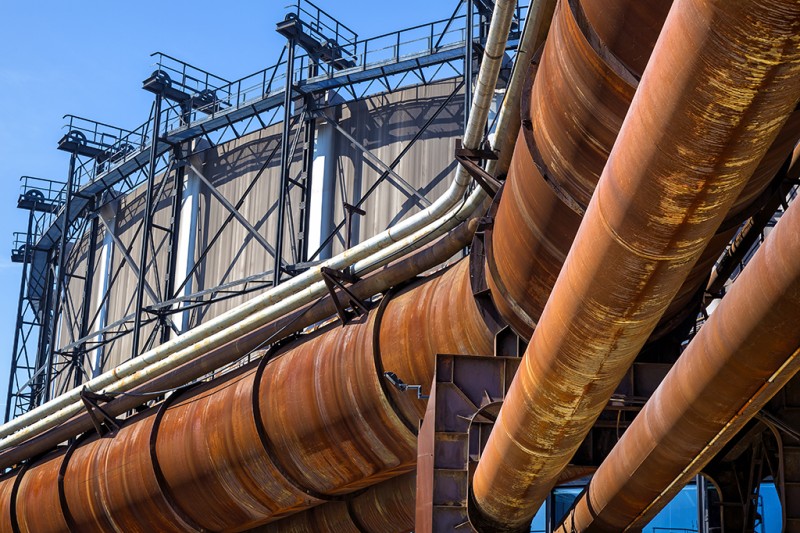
0,0 -> 458,414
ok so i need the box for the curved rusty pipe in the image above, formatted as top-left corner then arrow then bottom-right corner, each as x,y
487,0 -> 800,342
0,219 -> 477,472
557,164 -> 800,533
472,0 -> 800,528
1,254 -> 493,531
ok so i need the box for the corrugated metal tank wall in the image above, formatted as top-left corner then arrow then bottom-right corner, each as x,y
100,177 -> 176,369
329,79 -> 464,255
57,77 -> 466,379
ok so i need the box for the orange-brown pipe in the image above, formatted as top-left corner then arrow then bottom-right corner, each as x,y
0,220 -> 478,473
556,135 -> 800,533
253,473 -> 416,533
1,253 -> 492,532
472,0 -> 800,528
488,0 -> 800,343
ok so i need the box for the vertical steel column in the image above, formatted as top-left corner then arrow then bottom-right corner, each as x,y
4,209 -> 36,422
161,150 -> 185,344
131,93 -> 163,358
45,152 -> 78,401
298,102 -> 315,263
273,39 -> 295,286
73,210 -> 99,388
464,0 -> 474,130
38,250 -> 56,404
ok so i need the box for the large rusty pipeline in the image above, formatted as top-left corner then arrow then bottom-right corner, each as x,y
0,255 -> 494,532
487,0 -> 800,341
471,0 -> 800,528
0,219 -> 477,472
555,139 -> 800,533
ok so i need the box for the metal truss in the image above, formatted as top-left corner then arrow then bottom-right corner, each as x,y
6,0 -> 525,419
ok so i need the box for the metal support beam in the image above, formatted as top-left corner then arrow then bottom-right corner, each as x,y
273,38 -> 296,287
162,152 -> 185,343
38,249 -> 56,403
321,112 -> 433,209
47,151 -> 78,391
73,209 -> 100,388
131,93 -> 163,359
5,209 -> 36,422
189,163 -> 278,257
97,215 -> 173,329
307,80 -> 463,261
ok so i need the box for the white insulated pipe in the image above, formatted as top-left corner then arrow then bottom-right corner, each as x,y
0,0 -> 521,448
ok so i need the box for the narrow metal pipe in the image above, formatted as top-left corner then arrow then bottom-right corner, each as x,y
472,0 -> 800,527
557,154 -> 800,533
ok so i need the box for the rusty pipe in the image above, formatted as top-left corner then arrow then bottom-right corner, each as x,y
472,0 -> 800,527
557,153 -> 800,533
487,0 -> 800,342
0,219 -> 476,472
3,258 -> 491,531
252,472 -> 416,533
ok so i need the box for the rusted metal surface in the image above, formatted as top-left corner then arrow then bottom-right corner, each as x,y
527,0 -> 638,215
0,472 -> 15,533
62,413 -> 192,532
472,0 -> 800,527
255,472 -> 416,533
558,153 -> 800,533
0,219 -> 496,532
724,110 -> 800,228
156,364 -> 320,531
0,220 -> 477,472
259,312 -> 417,497
488,0 -> 799,344
486,130 -> 582,338
251,501 -> 362,533
349,472 -> 415,532
15,449 -> 69,533
579,0 -> 673,78
379,260 -> 495,427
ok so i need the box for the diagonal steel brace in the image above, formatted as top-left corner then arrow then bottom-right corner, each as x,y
80,389 -> 121,436
320,267 -> 368,326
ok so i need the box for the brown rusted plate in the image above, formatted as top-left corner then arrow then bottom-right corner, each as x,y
379,260 -> 494,427
15,449 -> 69,533
259,313 -> 417,496
156,364 -> 320,531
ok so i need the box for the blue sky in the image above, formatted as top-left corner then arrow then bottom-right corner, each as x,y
0,0 -> 458,414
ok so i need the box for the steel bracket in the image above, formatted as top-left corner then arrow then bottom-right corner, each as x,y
320,267 -> 368,325
80,389 -> 120,437
455,138 -> 502,197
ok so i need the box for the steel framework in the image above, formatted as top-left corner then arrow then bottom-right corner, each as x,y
5,0 -> 525,421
